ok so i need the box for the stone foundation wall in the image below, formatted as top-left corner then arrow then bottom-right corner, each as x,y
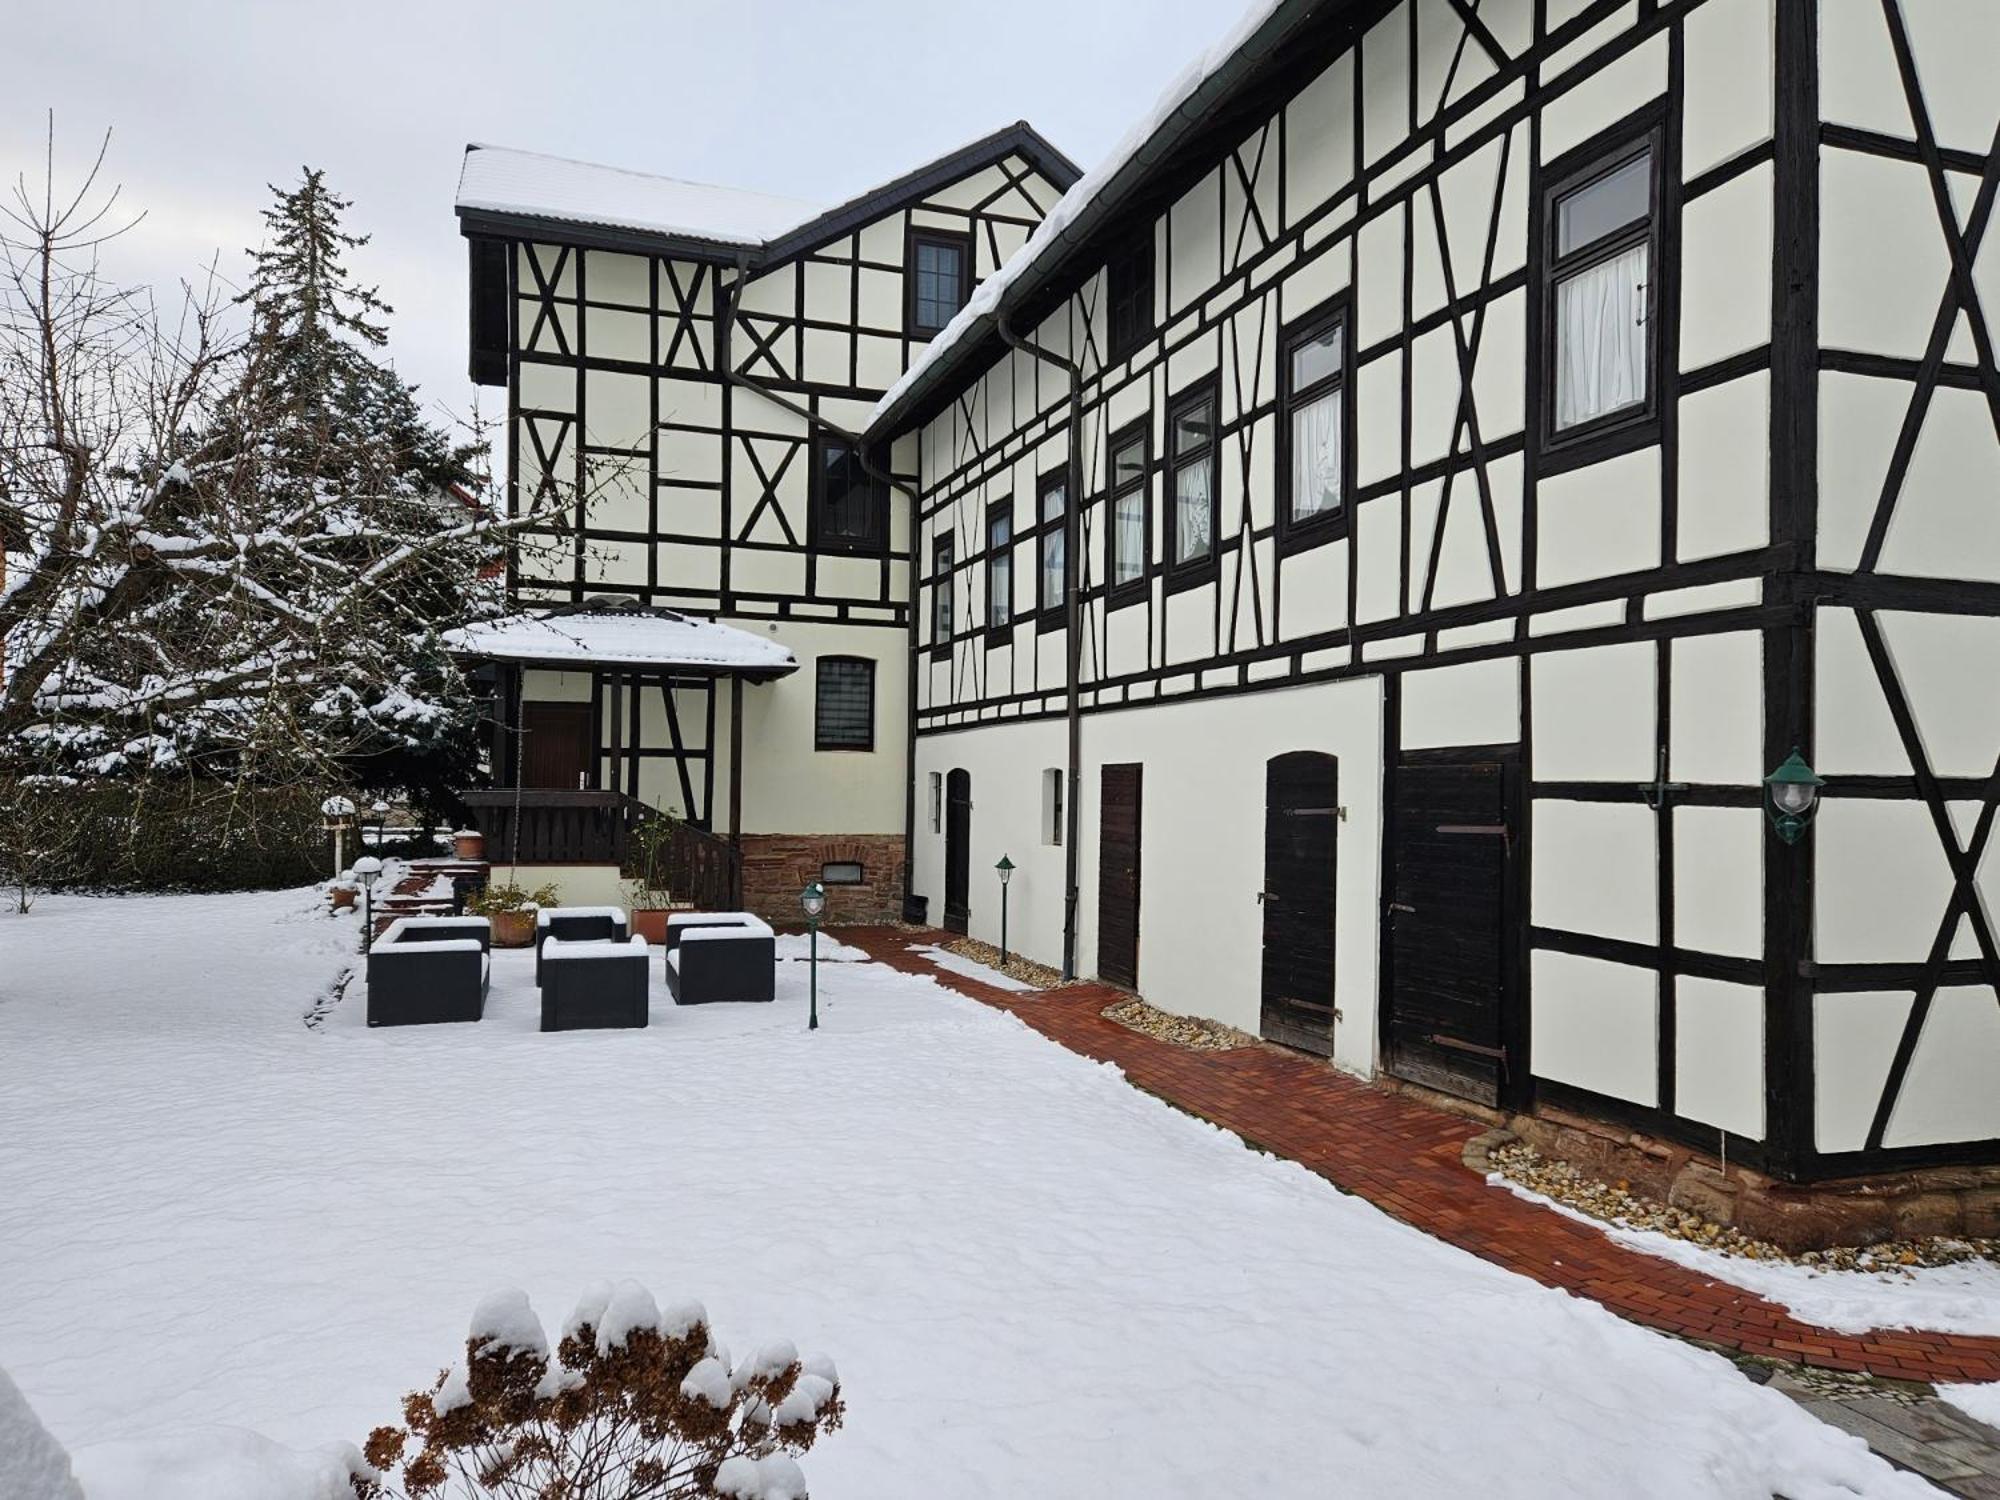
1384,1075 -> 2000,1250
740,834 -> 906,926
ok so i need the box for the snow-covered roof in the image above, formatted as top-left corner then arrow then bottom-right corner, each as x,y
456,144 -> 823,248
456,124 -> 1081,266
865,0 -> 1321,439
442,606 -> 798,679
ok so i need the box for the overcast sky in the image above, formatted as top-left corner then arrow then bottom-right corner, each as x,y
13,0 -> 1241,440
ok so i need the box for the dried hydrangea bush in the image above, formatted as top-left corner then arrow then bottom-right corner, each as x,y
350,1282 -> 842,1499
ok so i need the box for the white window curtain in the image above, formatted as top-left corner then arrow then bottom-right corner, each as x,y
1290,391 -> 1342,521
1114,493 -> 1144,583
990,551 -> 1011,626
1555,242 -> 1648,430
1175,458 -> 1213,562
1042,528 -> 1065,610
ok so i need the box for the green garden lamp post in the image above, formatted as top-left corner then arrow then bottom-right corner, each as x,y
995,855 -> 1015,966
352,856 -> 383,955
800,881 -> 826,1031
1763,750 -> 1825,846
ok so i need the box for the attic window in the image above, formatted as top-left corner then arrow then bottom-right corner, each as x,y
1107,236 -> 1155,362
909,230 -> 971,338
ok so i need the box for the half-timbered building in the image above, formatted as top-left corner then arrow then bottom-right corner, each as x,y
453,126 -> 1078,918
863,0 -> 2000,1218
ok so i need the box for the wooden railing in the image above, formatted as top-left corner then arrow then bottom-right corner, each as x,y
460,789 -> 740,909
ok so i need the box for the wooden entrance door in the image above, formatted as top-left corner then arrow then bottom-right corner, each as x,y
1260,751 -> 1340,1056
1385,752 -> 1518,1106
1097,763 -> 1142,988
943,769 -> 972,935
520,702 -> 594,789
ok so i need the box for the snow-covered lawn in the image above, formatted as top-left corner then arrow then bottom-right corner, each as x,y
1495,1175 -> 2000,1338
0,890 -> 1934,1499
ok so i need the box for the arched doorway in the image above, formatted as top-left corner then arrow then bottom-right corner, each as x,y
944,769 -> 972,935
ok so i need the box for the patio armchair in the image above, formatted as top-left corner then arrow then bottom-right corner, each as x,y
665,912 -> 775,1005
540,934 -> 651,1032
534,905 -> 629,985
367,916 -> 491,1027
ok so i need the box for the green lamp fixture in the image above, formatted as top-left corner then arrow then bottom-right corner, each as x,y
1763,750 -> 1824,845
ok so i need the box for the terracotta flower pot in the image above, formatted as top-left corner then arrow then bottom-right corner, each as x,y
631,908 -> 672,945
329,886 -> 357,911
453,829 -> 486,861
489,909 -> 536,948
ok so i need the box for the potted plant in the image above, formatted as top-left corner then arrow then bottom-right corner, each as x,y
328,880 -> 358,912
466,881 -> 557,948
622,813 -> 684,945
453,828 -> 486,861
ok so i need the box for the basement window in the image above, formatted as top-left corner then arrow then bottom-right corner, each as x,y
822,861 -> 865,886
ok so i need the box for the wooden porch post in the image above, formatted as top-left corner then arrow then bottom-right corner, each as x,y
729,674 -> 744,908
608,672 -> 625,798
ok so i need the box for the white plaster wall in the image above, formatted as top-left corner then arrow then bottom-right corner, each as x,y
1814,798 -> 1953,966
1531,949 -> 1659,1106
1077,677 -> 1386,1076
1401,658 -> 1521,750
1681,0 -> 1774,178
1814,991 -> 1911,1153
1530,641 -> 1655,781
1673,976 -> 1764,1139
1534,446 -> 1661,588
1531,801 -> 1656,944
909,718 -> 1071,964
1673,806 -> 1762,959
1884,986 -> 2000,1149
717,620 -> 909,837
1670,630 -> 1763,785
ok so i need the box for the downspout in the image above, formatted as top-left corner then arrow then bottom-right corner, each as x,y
997,310 -> 1083,981
720,254 -> 925,915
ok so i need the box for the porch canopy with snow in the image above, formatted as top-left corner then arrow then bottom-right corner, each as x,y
442,601 -> 796,885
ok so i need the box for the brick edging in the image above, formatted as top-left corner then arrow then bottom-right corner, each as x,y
847,927 -> 2000,1386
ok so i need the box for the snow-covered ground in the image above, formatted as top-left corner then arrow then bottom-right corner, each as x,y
0,890 -> 1937,1499
1942,1381 -> 2000,1431
1495,1175 -> 2000,1337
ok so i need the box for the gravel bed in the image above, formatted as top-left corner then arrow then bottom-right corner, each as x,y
1490,1141 -> 2000,1273
938,937 -> 1076,990
1101,997 -> 1256,1052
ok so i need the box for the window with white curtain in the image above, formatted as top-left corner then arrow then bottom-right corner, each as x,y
931,534 -> 954,647
1284,312 -> 1346,528
1108,427 -> 1147,593
1169,385 -> 1217,568
1038,474 -> 1066,614
986,504 -> 1012,632
1545,137 -> 1659,438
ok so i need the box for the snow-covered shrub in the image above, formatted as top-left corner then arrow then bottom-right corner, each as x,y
352,1282 -> 843,1499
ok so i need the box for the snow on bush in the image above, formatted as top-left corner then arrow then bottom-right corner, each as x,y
353,1284 -> 843,1498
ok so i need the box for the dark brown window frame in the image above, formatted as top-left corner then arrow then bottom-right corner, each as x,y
906,226 -> 975,340
813,655 -> 876,752
1106,234 -> 1155,364
984,498 -> 1014,644
1533,102 -> 1674,475
929,532 -> 955,659
1164,375 -> 1220,594
808,433 -> 889,555
1104,419 -> 1150,611
1035,466 -> 1069,630
1276,292 -> 1355,556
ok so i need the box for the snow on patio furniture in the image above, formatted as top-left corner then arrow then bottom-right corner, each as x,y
367,916 -> 491,1027
664,913 -> 775,1005
534,905 -> 629,985
539,935 -> 652,1032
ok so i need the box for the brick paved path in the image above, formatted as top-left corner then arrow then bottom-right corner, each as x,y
847,928 -> 2000,1387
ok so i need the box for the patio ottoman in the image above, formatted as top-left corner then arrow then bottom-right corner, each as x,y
540,934 -> 651,1032
535,906 -> 629,985
368,916 -> 491,1027
665,916 -> 775,1005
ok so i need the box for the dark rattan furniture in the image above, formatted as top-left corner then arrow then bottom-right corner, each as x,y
367,916 -> 491,1027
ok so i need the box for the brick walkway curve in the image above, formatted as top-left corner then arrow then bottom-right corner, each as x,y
847,928 -> 2000,1387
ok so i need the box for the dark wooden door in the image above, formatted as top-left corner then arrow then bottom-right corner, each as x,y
944,769 -> 971,935
1097,763 -> 1142,988
520,702 -> 594,789
1386,754 -> 1517,1106
1261,751 -> 1339,1056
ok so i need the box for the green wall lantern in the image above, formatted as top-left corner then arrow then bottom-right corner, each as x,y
1763,750 -> 1824,845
